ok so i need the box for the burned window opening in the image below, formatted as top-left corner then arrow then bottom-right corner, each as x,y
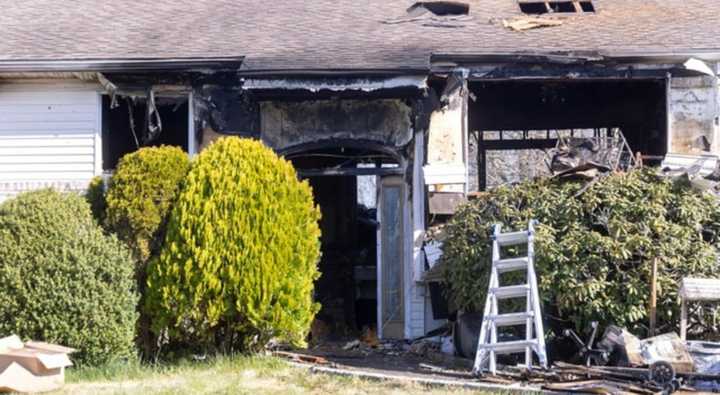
384,0 -> 472,26
580,1 -> 595,12
101,95 -> 189,170
468,80 -> 667,191
519,1 -> 595,14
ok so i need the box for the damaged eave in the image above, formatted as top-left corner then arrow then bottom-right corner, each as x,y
241,75 -> 429,94
0,56 -> 245,73
432,50 -> 720,73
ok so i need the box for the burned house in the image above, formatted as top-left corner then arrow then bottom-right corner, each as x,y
0,0 -> 719,340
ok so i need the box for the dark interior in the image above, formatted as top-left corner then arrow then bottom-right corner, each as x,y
305,176 -> 378,337
288,148 -> 396,338
102,96 -> 189,170
468,79 -> 668,189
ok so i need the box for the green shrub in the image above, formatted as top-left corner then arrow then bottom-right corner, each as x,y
0,189 -> 138,366
147,137 -> 321,351
85,176 -> 107,225
441,169 -> 720,335
105,146 -> 191,263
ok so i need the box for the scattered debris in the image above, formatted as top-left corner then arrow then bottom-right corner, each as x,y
342,340 -> 362,351
549,128 -> 636,179
688,341 -> 720,375
0,335 -> 75,393
659,157 -> 720,197
306,363 -> 530,392
680,277 -> 720,340
272,351 -> 329,365
360,327 -> 380,348
502,16 -> 563,31
563,321 -> 610,367
636,333 -> 695,373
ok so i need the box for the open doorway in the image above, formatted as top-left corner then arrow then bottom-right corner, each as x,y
468,79 -> 668,190
286,144 -> 405,340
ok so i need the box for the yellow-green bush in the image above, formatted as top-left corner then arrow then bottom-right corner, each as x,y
147,137 -> 321,351
0,189 -> 137,366
105,146 -> 190,263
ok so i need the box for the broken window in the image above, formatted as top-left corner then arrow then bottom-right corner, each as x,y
519,1 -> 595,14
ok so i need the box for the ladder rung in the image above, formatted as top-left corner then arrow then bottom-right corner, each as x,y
495,257 -> 528,273
485,312 -> 534,327
477,340 -> 538,354
491,284 -> 530,299
494,231 -> 529,246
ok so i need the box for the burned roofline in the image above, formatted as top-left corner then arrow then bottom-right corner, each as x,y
0,57 -> 245,73
431,50 -> 720,66
236,68 -> 429,78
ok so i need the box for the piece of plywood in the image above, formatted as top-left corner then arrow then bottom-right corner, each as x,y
428,192 -> 466,215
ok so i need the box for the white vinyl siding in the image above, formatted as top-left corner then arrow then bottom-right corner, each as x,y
0,80 -> 101,201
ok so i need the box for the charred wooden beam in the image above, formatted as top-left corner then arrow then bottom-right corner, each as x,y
297,167 -> 403,177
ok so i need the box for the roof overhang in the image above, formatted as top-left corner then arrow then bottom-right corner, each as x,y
431,50 -> 720,67
0,56 -> 245,73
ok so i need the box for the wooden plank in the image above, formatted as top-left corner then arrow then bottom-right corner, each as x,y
681,299 -> 688,341
649,258 -> 658,336
272,351 -> 328,365
302,364 -> 537,392
480,138 -> 558,150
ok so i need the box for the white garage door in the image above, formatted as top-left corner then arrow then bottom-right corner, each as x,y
0,80 -> 101,201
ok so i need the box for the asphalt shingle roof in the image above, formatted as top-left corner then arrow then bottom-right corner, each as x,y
0,0 -> 718,71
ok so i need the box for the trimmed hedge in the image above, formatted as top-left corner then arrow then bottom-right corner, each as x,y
441,169 -> 720,335
147,137 -> 321,351
105,146 -> 190,263
85,175 -> 107,225
0,189 -> 138,366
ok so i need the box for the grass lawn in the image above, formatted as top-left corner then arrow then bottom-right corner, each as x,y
56,355 -> 493,395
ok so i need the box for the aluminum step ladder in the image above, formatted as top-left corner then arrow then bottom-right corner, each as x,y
473,220 -> 548,375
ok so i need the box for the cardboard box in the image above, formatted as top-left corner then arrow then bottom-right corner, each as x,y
0,335 -> 75,393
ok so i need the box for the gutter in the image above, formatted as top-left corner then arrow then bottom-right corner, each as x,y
0,56 -> 245,73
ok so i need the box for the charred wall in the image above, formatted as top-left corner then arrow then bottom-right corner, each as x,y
259,99 -> 414,152
669,76 -> 720,154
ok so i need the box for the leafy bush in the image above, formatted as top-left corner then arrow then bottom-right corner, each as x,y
105,146 -> 191,263
85,176 -> 107,225
441,169 -> 720,335
147,137 -> 321,351
0,189 -> 138,366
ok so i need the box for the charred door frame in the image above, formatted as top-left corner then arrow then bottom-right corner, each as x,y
279,139 -> 406,178
280,139 -> 412,338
